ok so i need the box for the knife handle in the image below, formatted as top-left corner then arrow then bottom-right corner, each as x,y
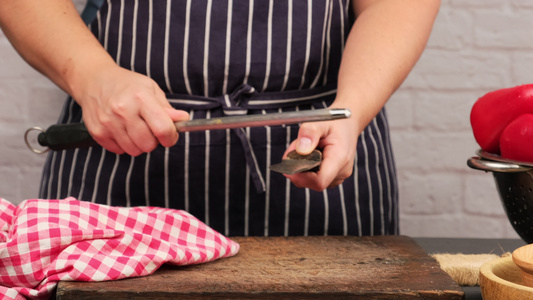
37,122 -> 97,150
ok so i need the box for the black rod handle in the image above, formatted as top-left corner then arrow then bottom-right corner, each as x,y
38,122 -> 98,150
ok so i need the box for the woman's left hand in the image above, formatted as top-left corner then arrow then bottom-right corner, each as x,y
284,116 -> 358,191
282,0 -> 441,191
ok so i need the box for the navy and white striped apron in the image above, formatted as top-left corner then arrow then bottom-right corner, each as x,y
39,0 -> 398,237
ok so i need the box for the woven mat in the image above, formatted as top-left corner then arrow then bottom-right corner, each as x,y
431,253 -> 511,286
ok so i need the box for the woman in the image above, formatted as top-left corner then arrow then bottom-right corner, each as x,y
0,0 -> 440,236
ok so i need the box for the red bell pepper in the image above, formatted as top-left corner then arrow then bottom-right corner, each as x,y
500,114 -> 533,163
470,84 -> 533,154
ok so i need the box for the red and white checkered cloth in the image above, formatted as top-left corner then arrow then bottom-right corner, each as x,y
0,197 -> 240,300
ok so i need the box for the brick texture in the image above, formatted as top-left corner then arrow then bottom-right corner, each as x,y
0,1 -> 526,239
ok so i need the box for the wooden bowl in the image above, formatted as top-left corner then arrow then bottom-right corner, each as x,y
513,244 -> 533,287
480,256 -> 533,300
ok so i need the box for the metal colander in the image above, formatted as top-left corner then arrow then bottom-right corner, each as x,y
468,150 -> 533,243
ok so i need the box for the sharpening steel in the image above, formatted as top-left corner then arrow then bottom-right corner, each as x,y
25,108 -> 351,153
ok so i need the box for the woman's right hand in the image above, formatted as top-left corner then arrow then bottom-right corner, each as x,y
74,64 -> 190,156
0,1 -> 189,156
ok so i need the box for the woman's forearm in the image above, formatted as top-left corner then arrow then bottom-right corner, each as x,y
334,0 -> 440,134
0,1 -> 187,155
0,0 -> 116,100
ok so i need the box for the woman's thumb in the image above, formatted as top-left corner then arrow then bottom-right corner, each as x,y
295,125 -> 320,155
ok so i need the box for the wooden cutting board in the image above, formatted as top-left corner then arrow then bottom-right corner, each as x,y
55,236 -> 464,299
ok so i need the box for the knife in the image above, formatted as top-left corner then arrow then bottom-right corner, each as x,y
25,108 -> 351,153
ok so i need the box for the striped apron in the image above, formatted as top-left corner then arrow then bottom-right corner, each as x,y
39,0 -> 398,237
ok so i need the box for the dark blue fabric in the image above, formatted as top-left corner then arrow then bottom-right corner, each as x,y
40,0 -> 399,237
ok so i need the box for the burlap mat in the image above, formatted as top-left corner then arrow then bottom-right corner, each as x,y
431,253 -> 511,286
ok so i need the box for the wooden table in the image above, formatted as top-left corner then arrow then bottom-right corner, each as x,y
56,236 -> 464,299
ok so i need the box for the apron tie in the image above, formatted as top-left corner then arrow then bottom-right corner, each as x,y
218,84 -> 256,115
166,84 -> 338,194
216,84 -> 266,193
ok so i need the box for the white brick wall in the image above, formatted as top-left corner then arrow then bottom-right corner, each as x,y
0,0 -> 526,239
388,0 -> 526,239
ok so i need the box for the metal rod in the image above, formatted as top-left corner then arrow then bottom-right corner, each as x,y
175,108 -> 351,132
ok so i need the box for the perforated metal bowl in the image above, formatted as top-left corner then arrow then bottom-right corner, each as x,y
468,150 -> 533,243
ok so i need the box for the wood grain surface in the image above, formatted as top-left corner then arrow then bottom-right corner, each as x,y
56,236 -> 464,299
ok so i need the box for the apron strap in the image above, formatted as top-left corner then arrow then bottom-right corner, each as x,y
81,0 -> 104,25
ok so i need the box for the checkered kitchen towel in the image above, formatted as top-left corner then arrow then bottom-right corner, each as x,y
0,197 -> 240,300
